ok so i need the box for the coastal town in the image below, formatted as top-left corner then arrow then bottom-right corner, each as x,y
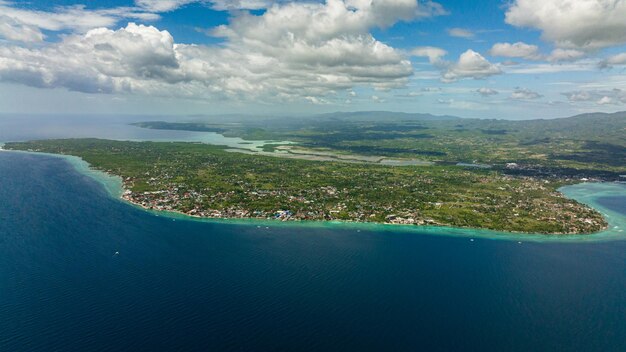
120,170 -> 607,234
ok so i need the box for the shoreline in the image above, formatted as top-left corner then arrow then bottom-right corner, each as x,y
118,178 -> 611,237
116,193 -> 622,243
2,148 -> 623,242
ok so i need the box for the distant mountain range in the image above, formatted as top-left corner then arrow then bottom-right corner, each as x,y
182,110 -> 626,124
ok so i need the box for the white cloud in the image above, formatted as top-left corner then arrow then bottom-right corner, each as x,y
441,49 -> 502,82
546,48 -> 585,62
488,42 -> 541,60
213,0 -> 429,42
0,1 -> 158,34
0,14 -> 44,42
209,0 -> 275,10
505,61 -> 595,74
135,0 -> 277,12
599,52 -> 626,68
510,87 -> 542,100
447,27 -> 473,38
489,42 -> 585,63
136,0 -> 450,14
0,23 -> 180,93
371,95 -> 385,102
0,1 -> 445,102
135,0 -> 202,12
563,88 -> 626,104
597,96 -> 613,105
476,87 -> 498,96
505,0 -> 626,50
564,91 -> 593,102
304,95 -> 330,104
411,46 -> 447,63
415,0 -> 448,18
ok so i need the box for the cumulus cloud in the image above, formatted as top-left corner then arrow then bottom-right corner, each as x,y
505,0 -> 626,50
0,1 -> 445,102
488,42 -> 541,60
489,42 -> 586,63
563,88 -> 626,105
208,0 -> 422,91
213,0 -> 426,41
0,23 -> 181,93
597,96 -> 614,105
546,48 -> 585,62
440,49 -> 502,82
563,90 -> 594,102
411,46 -> 447,64
599,52 -> 626,68
447,27 -> 473,38
510,87 -> 542,100
476,87 -> 498,96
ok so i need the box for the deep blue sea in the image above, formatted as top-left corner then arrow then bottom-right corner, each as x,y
1,115 -> 626,351
1,152 -> 626,351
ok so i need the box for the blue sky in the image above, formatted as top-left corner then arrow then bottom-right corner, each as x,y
1,0 -> 626,119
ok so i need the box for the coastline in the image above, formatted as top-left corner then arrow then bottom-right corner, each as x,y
0,146 -> 124,199
2,148 -> 623,242
115,192 -> 622,242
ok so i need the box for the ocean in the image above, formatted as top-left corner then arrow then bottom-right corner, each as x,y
1,116 -> 626,351
1,151 -> 626,351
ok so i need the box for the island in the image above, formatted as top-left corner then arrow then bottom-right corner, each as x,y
4,138 -> 609,234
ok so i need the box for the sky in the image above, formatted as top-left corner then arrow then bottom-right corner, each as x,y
1,0 -> 626,119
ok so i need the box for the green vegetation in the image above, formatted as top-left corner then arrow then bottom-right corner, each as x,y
5,138 -> 609,234
137,111 -> 626,176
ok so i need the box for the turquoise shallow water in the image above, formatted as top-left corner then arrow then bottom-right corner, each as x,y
559,182 -> 626,241
1,151 -> 626,351
131,182 -> 626,243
